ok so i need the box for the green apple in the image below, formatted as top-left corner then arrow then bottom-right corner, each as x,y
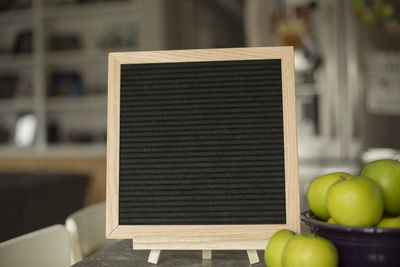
265,229 -> 295,267
282,234 -> 338,267
377,216 -> 400,228
307,172 -> 352,220
361,159 -> 400,215
327,217 -> 337,224
326,176 -> 384,227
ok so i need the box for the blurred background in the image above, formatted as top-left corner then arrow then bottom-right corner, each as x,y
0,0 -> 399,241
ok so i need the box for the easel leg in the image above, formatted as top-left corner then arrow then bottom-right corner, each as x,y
202,250 -> 212,259
148,250 -> 161,264
247,250 -> 259,264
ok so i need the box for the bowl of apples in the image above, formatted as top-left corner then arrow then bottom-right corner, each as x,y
301,159 -> 400,267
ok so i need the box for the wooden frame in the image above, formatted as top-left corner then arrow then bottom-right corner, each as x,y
106,47 -> 299,250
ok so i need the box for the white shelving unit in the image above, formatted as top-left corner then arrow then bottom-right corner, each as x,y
0,0 -> 245,157
0,0 -> 169,156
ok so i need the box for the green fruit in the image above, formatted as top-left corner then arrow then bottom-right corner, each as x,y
282,234 -> 338,267
327,217 -> 337,224
326,176 -> 384,227
307,172 -> 352,220
361,159 -> 400,215
377,216 -> 400,228
265,229 -> 295,267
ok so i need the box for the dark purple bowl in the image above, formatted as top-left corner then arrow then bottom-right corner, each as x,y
301,210 -> 400,267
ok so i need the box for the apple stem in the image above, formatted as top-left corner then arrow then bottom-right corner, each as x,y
339,175 -> 347,181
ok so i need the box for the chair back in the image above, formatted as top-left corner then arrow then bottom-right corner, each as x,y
0,224 -> 70,267
66,202 -> 118,264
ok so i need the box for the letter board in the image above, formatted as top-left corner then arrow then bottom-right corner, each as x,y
106,47 -> 299,250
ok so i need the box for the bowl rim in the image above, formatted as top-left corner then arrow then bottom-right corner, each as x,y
301,209 -> 400,234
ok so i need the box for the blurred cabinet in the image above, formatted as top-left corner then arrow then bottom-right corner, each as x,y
0,156 -> 105,206
0,0 -> 169,156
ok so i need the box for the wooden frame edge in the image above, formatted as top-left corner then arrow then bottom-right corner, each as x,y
108,224 -> 292,250
110,46 -> 294,64
106,53 -> 121,237
281,47 -> 301,234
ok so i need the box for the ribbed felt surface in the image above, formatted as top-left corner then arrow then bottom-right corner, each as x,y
119,59 -> 286,225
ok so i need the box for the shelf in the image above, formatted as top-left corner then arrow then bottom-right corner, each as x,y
0,8 -> 32,23
45,48 -> 138,66
45,51 -> 107,66
46,95 -> 107,111
43,1 -> 137,19
0,98 -> 34,113
46,143 -> 106,157
0,143 -> 106,157
0,54 -> 33,69
0,0 -> 167,157
0,145 -> 35,156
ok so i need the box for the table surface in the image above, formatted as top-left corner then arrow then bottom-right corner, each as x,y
72,240 -> 267,267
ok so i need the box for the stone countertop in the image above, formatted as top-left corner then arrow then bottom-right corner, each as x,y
72,240 -> 267,267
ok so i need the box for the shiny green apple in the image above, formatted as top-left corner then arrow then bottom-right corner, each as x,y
265,229 -> 295,267
377,216 -> 400,228
326,176 -> 384,227
307,172 -> 352,220
282,234 -> 338,267
361,159 -> 400,215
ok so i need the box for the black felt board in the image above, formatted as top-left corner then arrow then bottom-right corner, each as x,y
119,59 -> 285,225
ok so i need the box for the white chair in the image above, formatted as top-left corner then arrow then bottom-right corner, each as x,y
65,202 -> 119,264
0,224 -> 71,267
